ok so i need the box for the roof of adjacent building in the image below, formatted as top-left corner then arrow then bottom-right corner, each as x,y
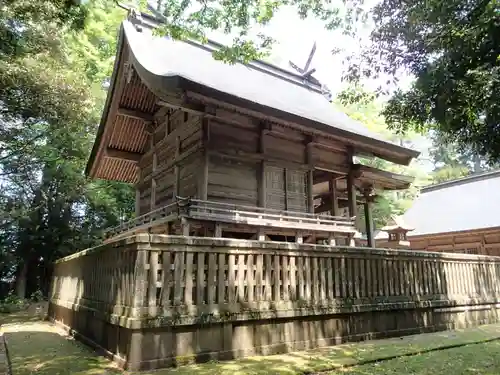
402,170 -> 500,237
85,8 -> 419,178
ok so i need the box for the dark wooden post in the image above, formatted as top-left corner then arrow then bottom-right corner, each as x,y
347,171 -> 357,218
363,188 -> 375,248
174,136 -> 180,198
135,168 -> 141,216
306,138 -> 314,213
199,117 -> 210,200
135,187 -> 140,216
329,179 -> 339,216
258,121 -> 267,208
346,147 -> 357,219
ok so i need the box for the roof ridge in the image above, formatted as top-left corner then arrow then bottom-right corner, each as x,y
422,169 -> 500,193
119,2 -> 330,96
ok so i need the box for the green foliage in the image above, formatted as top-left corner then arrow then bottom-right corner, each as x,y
150,0 -> 360,63
344,0 -> 500,162
0,292 -> 29,313
0,0 -> 133,299
428,131 -> 500,184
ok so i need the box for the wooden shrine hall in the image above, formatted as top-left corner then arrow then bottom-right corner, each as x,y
51,9 -> 500,372
86,9 -> 419,246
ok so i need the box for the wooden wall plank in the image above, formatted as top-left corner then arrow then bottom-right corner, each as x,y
208,154 -> 258,206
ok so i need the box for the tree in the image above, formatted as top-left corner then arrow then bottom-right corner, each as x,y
0,0 -> 134,298
344,0 -> 500,162
428,132 -> 499,183
147,0 -> 368,63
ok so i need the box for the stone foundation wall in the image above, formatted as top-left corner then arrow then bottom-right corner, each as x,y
50,301 -> 500,371
49,234 -> 500,371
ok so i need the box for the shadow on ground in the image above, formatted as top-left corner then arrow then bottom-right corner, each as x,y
2,321 -> 121,375
3,317 -> 500,375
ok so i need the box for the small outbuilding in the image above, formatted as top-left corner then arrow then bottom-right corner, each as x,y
402,170 -> 500,255
354,215 -> 414,249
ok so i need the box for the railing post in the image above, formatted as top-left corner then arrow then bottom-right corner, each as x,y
132,248 -> 148,318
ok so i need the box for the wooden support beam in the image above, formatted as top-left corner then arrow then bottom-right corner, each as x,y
185,90 -> 417,166
306,139 -> 314,213
347,170 -> 357,218
328,234 -> 336,246
313,169 -> 347,185
135,186 -> 140,216
308,140 -> 345,153
117,107 -> 154,123
257,228 -> 266,241
157,98 -> 205,115
181,218 -> 191,236
348,235 -> 356,247
258,122 -> 267,207
199,117 -> 210,200
346,148 -> 357,219
296,231 -> 304,244
150,178 -> 156,210
329,179 -> 339,216
209,150 -> 310,171
214,223 -> 222,237
105,147 -> 142,162
174,136 -> 180,197
364,193 -> 375,248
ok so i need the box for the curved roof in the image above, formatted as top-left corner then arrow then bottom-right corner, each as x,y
125,20 -> 386,144
86,10 -> 419,180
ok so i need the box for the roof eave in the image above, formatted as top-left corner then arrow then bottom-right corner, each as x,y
177,79 -> 420,166
85,24 -> 126,178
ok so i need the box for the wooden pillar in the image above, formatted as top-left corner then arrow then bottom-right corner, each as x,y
165,111 -> 170,137
150,179 -> 156,210
346,147 -> 357,219
258,122 -> 267,207
347,170 -> 357,218
199,118 -> 209,200
181,218 -> 190,236
364,194 -> 375,248
329,179 -> 339,216
214,223 -> 222,237
257,228 -> 266,241
174,136 -> 180,198
150,131 -> 157,210
328,234 -> 336,246
135,186 -> 140,216
307,170 -> 314,213
296,231 -> 304,244
306,141 -> 314,213
283,168 -> 289,210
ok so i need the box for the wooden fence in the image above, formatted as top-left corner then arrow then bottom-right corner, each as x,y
50,234 -> 500,327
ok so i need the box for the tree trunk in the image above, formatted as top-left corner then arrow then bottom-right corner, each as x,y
15,262 -> 29,299
473,154 -> 482,173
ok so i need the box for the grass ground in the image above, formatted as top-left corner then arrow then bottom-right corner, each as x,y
2,311 -> 500,375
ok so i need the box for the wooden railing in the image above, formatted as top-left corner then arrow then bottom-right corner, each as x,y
104,197 -> 357,240
50,235 -> 500,325
187,199 -> 356,233
105,201 -> 179,239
